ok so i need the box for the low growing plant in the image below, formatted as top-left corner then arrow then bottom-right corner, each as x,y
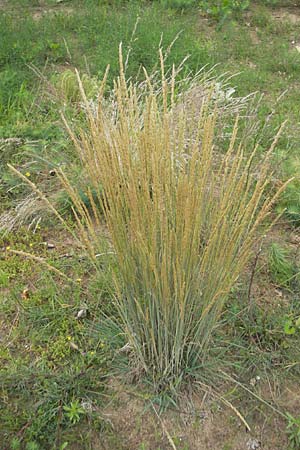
63,399 -> 85,425
159,0 -> 251,22
268,243 -> 295,288
286,413 -> 300,450
51,70 -> 98,105
199,0 -> 250,23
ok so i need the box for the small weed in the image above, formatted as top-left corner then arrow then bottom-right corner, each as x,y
224,291 -> 300,375
199,0 -> 250,24
160,0 -> 251,23
10,437 -> 21,450
277,158 -> 300,226
25,443 -> 39,450
286,413 -> 300,450
268,243 -> 295,288
63,399 -> 86,425
283,317 -> 300,336
222,444 -> 233,450
0,269 -> 10,287
160,0 -> 196,9
51,70 -> 98,104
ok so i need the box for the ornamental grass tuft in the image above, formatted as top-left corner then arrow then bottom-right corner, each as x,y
15,48 -> 289,390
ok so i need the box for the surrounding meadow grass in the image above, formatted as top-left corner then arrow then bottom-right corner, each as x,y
1,0 -> 300,221
1,1 -> 300,449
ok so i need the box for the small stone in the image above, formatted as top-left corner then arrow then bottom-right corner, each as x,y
119,343 -> 132,354
246,438 -> 261,450
21,288 -> 30,300
45,242 -> 55,249
81,401 -> 93,412
69,342 -> 79,351
76,309 -> 87,319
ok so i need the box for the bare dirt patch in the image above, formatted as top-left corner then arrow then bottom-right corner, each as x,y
0,0 -> 74,16
32,5 -> 74,20
82,379 -> 300,450
271,7 -> 300,25
249,29 -> 260,45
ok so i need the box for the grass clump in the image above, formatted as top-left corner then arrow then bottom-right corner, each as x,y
51,69 -> 98,105
12,50 -> 289,395
286,413 -> 300,450
54,50 -> 290,391
268,243 -> 296,288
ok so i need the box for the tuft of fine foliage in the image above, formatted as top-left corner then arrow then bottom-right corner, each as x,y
16,49 -> 289,390
268,243 -> 295,288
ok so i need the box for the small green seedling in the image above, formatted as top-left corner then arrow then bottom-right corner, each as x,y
25,442 -> 39,450
268,243 -> 295,287
284,317 -> 300,336
10,437 -> 21,450
63,400 -> 85,425
286,413 -> 300,449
